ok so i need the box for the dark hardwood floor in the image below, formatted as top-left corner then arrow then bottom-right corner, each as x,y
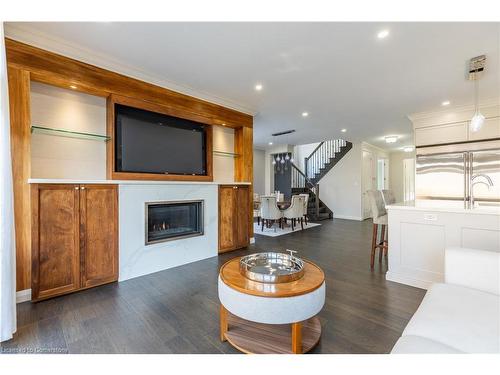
1,219 -> 425,354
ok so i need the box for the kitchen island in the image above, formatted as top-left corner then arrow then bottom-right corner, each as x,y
386,200 -> 500,289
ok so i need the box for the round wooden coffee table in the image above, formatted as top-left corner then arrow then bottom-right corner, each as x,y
218,257 -> 325,354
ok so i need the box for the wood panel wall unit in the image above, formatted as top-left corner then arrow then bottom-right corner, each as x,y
234,127 -> 254,237
6,38 -> 254,291
218,185 -> 250,253
106,94 -> 213,181
8,67 -> 31,292
31,184 -> 118,301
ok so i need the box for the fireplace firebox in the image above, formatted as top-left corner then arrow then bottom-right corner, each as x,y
145,200 -> 204,245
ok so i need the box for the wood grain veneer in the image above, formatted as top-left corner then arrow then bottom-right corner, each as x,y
80,184 -> 118,288
31,184 -> 118,301
31,184 -> 81,301
219,257 -> 325,298
218,185 -> 250,252
224,314 -> 320,354
8,67 -> 31,292
234,126 -> 254,238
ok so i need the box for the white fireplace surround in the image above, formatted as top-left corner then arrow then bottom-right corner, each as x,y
118,183 -> 218,282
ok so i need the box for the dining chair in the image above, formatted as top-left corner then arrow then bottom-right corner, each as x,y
282,195 -> 305,231
367,190 -> 388,269
381,189 -> 396,206
297,193 -> 309,225
253,194 -> 261,225
260,196 -> 283,231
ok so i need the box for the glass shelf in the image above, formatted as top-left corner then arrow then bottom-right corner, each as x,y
31,125 -> 110,142
213,150 -> 240,158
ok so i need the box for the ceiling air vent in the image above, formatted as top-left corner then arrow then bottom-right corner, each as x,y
468,55 -> 486,80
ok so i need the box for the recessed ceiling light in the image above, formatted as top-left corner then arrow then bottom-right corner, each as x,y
441,100 -> 450,106
341,128 -> 347,133
403,146 -> 414,152
255,84 -> 263,91
302,112 -> 308,117
69,85 -> 77,89
377,30 -> 390,39
222,123 -> 226,126
268,142 -> 273,145
385,135 -> 398,143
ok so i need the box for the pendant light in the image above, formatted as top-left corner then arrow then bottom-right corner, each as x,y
468,55 -> 486,133
470,78 -> 485,132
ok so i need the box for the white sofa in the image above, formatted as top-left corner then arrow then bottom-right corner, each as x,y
391,247 -> 500,354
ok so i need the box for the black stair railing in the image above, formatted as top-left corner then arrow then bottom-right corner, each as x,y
291,162 -> 320,218
304,139 -> 347,181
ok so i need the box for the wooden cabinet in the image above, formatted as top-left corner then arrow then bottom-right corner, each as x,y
218,185 -> 249,253
31,184 -> 118,301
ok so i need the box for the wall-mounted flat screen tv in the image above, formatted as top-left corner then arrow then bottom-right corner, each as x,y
115,104 -> 207,175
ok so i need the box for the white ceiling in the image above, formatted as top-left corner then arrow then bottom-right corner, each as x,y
6,22 -> 500,151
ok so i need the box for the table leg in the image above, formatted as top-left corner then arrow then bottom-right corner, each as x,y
291,322 -> 302,354
220,305 -> 228,342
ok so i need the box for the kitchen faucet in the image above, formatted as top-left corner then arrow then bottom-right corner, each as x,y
470,174 -> 494,208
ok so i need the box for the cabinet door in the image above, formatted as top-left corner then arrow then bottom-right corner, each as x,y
468,116 -> 500,141
80,184 -> 118,288
219,186 -> 236,252
235,186 -> 249,248
415,122 -> 468,146
31,184 -> 80,301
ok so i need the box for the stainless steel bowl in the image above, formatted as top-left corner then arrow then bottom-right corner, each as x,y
239,251 -> 305,283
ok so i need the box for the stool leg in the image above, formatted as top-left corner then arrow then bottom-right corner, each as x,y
291,322 -> 302,354
371,224 -> 378,269
379,224 -> 386,263
220,305 -> 228,342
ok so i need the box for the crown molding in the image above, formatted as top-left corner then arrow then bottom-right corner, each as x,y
407,97 -> 500,122
4,23 -> 256,116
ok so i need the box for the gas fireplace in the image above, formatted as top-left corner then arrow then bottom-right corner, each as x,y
145,200 -> 204,245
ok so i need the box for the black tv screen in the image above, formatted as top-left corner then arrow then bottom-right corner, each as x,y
115,104 -> 207,175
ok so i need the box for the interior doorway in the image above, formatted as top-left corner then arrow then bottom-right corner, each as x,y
403,158 -> 415,201
377,158 -> 388,190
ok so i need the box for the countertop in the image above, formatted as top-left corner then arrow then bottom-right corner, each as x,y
28,178 -> 252,186
386,200 -> 500,216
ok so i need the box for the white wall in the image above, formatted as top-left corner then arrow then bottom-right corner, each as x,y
308,142 -> 390,221
31,82 -> 107,179
212,125 -> 235,183
390,150 -> 416,203
293,142 -> 320,172
318,143 -> 363,220
30,82 -> 236,182
253,148 -> 266,195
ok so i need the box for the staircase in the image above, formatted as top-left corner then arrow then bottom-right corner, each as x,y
305,139 -> 353,183
291,139 -> 352,221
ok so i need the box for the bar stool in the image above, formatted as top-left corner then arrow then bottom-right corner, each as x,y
367,190 -> 389,269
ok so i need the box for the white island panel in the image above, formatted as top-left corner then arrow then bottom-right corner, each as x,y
386,201 -> 500,289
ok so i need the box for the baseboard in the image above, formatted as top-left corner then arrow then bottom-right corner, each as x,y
250,237 -> 255,244
16,289 -> 31,303
333,214 -> 363,221
385,272 -> 431,290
